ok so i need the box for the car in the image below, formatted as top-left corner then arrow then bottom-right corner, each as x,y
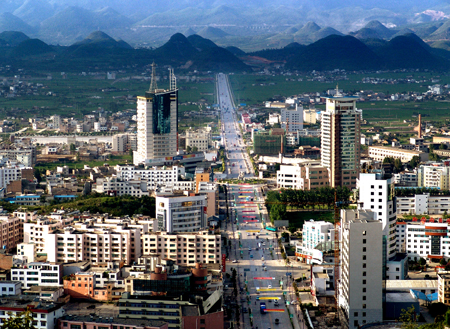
250,254 -> 253,258
274,300 -> 279,306
248,248 -> 252,251
243,308 -> 248,313
232,260 -> 238,263
256,248 -> 259,251
256,296 -> 260,300
87,305 -> 96,309
268,299 -> 272,303
268,285 -> 272,289
247,233 -> 250,236
263,267 -> 267,271
253,233 -> 255,235
275,319 -> 280,325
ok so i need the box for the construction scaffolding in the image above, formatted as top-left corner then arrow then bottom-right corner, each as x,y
253,130 -> 286,156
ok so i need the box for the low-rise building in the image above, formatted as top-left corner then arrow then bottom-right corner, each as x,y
141,231 -> 221,265
11,262 -> 63,289
394,170 -> 418,187
57,315 -> 169,329
438,272 -> 450,306
404,221 -> 450,261
185,128 -> 212,152
396,193 -> 450,215
0,281 -> 21,296
418,164 -> 450,189
368,146 -> 429,163
277,164 -> 329,190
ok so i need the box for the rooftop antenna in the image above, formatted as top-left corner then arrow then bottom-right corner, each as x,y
169,68 -> 177,91
149,62 -> 158,92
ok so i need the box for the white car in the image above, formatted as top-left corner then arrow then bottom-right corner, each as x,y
268,285 -> 272,289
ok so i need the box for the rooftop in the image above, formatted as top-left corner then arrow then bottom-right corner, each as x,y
386,280 -> 438,290
59,314 -> 167,327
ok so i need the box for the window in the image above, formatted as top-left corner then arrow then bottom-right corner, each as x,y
363,247 -> 366,252
354,312 -> 358,317
362,255 -> 366,260
363,312 -> 366,317
363,296 -> 366,300
362,272 -> 366,276
362,239 -> 366,244
363,288 -> 366,292
362,263 -> 366,268
363,280 -> 366,284
363,304 -> 366,309
200,319 -> 205,324
363,231 -> 366,236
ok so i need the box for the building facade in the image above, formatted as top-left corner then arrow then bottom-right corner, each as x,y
321,95 -> 361,188
11,262 -> 62,289
339,209 -> 383,329
134,86 -> 178,165
281,105 -> 303,132
368,146 -> 428,163
396,194 -> 450,215
417,164 -> 450,189
156,193 -> 207,233
276,164 -> 330,190
141,231 -> 221,265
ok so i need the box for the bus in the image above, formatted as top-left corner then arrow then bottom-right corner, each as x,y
260,302 -> 266,314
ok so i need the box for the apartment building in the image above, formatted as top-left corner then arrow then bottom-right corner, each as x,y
0,297 -> 64,329
11,262 -> 63,289
0,214 -> 24,252
396,193 -> 450,215
58,315 -> 169,329
93,177 -> 150,197
438,273 -> 450,306
185,128 -> 212,152
141,231 -> 221,265
197,182 -> 218,218
116,165 -> 185,181
156,193 -> 207,233
321,94 -> 361,188
404,221 -> 450,261
281,105 -> 303,132
339,209 -> 383,329
417,164 -> 450,189
276,164 -> 330,190
0,147 -> 36,166
303,108 -> 317,124
45,224 -> 141,265
112,133 -> 128,153
394,170 -> 418,187
357,173 -> 397,260
368,146 -> 429,163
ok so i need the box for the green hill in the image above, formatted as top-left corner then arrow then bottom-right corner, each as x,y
12,38 -> 54,57
197,26 -> 229,39
0,31 -> 29,46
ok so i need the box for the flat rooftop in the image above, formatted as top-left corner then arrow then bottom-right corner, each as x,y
60,314 -> 167,327
386,280 -> 437,290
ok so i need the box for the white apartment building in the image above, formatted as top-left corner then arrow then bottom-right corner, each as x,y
303,109 -> 317,124
339,209 -> 383,329
0,161 -> 24,190
141,231 -> 221,265
358,173 -> 397,260
93,177 -> 150,197
394,170 -> 418,187
0,281 -> 21,296
185,129 -> 211,152
277,164 -> 330,190
281,105 -> 303,132
368,146 -> 429,163
112,134 -> 128,153
45,224 -> 142,265
296,220 -> 336,264
404,221 -> 450,261
156,193 -> 207,233
0,147 -> 36,166
51,115 -> 61,130
418,164 -> 450,189
116,165 -> 185,183
11,262 -> 62,289
396,193 -> 450,215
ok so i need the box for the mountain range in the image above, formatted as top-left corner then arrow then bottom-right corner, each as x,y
0,28 -> 449,73
2,0 -> 450,48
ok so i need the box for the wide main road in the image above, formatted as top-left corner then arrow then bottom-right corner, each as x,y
217,73 -> 253,179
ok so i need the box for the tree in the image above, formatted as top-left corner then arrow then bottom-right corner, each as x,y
270,203 -> 286,223
409,156 -> 421,169
69,143 -> 76,153
394,158 -> 403,173
192,146 -> 198,152
418,258 -> 427,266
440,258 -> 447,266
34,168 -> 42,184
1,308 -> 35,329
186,146 -> 191,153
399,306 -> 419,329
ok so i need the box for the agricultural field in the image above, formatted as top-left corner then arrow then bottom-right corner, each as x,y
229,72 -> 450,123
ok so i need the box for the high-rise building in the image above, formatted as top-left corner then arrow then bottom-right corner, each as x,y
281,104 -> 303,132
134,66 -> 178,165
357,173 -> 397,261
339,209 -> 383,329
321,93 -> 361,188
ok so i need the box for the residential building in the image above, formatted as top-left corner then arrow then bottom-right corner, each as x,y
112,133 -> 128,153
394,170 -> 418,187
357,173 -> 397,260
185,128 -> 212,152
281,105 -> 303,132
93,177 -> 150,197
134,71 -> 178,165
45,224 -> 142,265
11,262 -> 63,289
63,272 -> 122,302
418,164 -> 450,189
396,193 -> 450,215
156,193 -> 207,233
296,220 -> 336,264
57,315 -> 169,329
368,146 -> 428,163
0,297 -> 64,329
438,273 -> 450,306
0,281 -> 21,295
141,231 -> 221,265
253,129 -> 286,156
197,182 -> 218,218
276,164 -> 329,190
339,209 -> 383,329
303,108 -> 317,124
0,215 -> 24,252
321,94 -> 361,188
0,147 -> 37,166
